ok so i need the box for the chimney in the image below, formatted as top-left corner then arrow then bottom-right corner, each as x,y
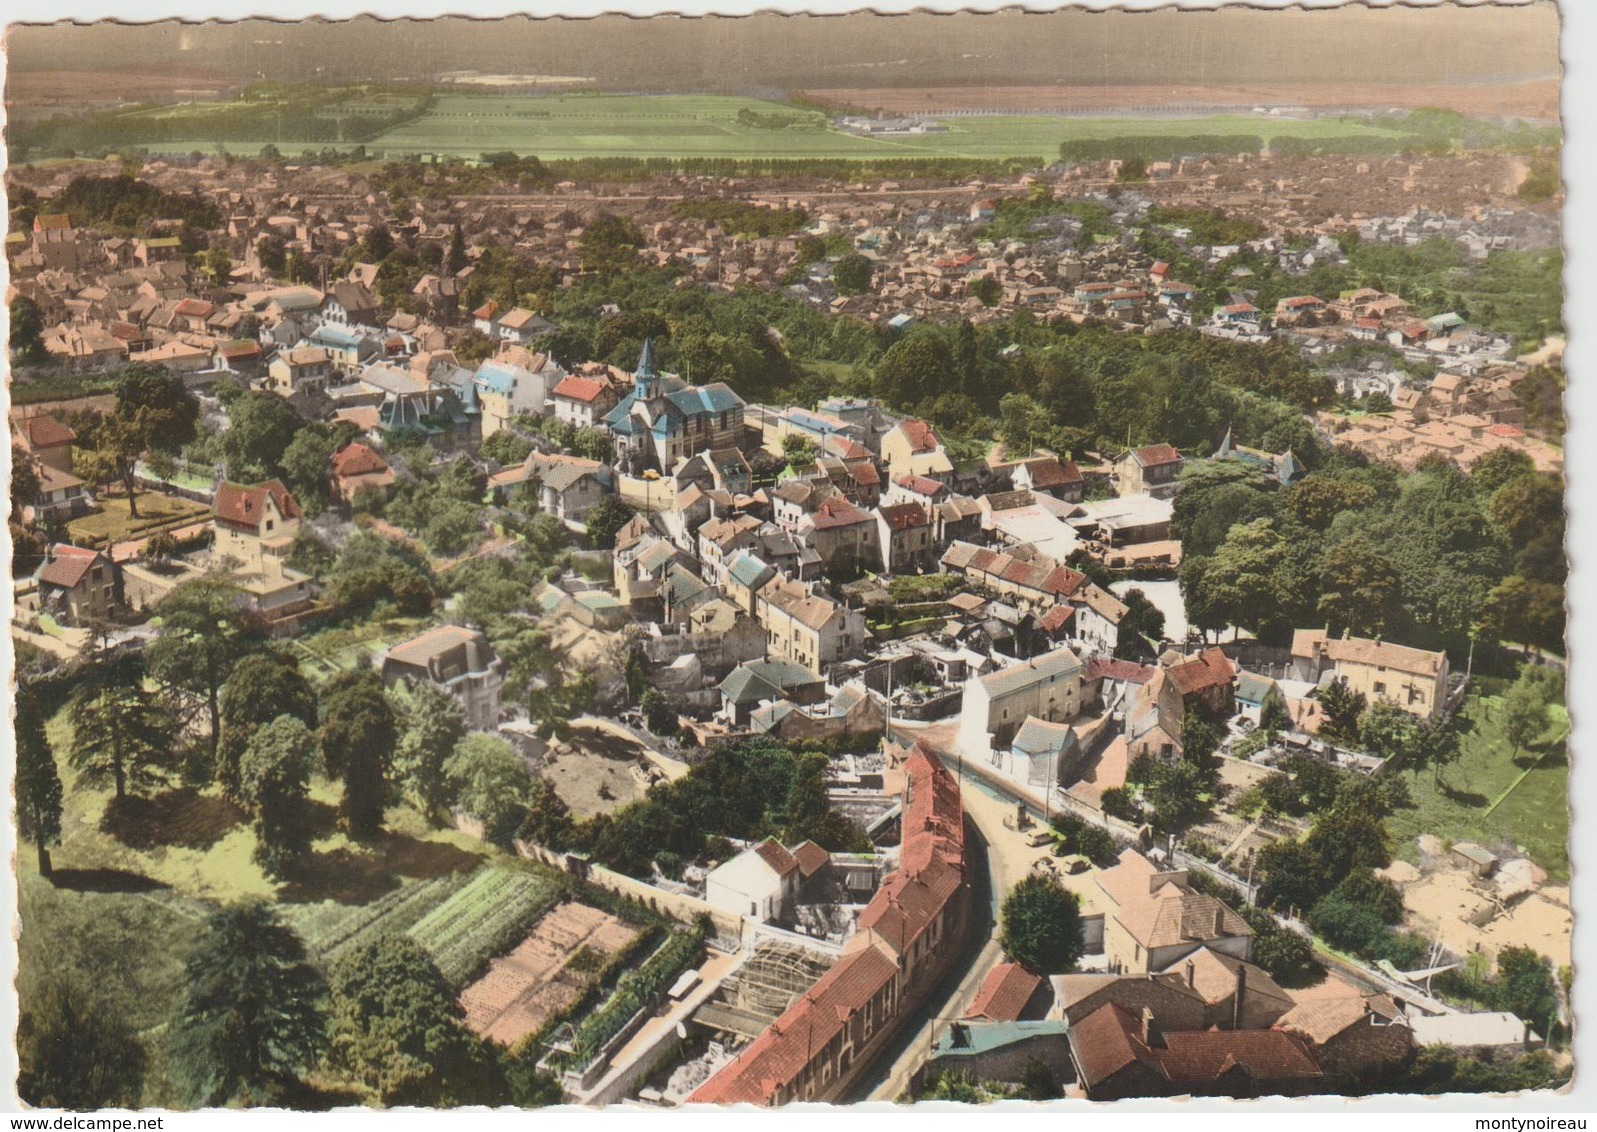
1214,905 -> 1225,936
1524,1019 -> 1534,1049
1232,962 -> 1247,1031
1139,1006 -> 1163,1048
1185,959 -> 1196,988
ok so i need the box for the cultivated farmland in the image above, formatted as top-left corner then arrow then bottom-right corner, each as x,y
284,871 -> 473,968
363,93 -> 1412,161
407,864 -> 565,986
461,900 -> 642,1047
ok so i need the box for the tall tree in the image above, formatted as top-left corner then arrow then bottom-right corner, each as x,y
329,937 -> 503,1106
73,365 -> 199,518
999,874 -> 1085,975
217,392 -> 302,483
218,652 -> 319,799
169,904 -> 328,1106
319,671 -> 397,840
19,983 -> 147,1110
579,212 -> 643,275
239,716 -> 319,879
1316,677 -> 1367,743
874,329 -> 953,410
394,682 -> 467,822
10,444 -> 40,521
69,682 -> 173,802
831,254 -> 874,296
445,734 -> 535,848
1318,537 -> 1403,638
443,223 -> 468,276
10,295 -> 49,365
146,580 -> 264,775
16,682 -> 63,876
1502,678 -> 1552,759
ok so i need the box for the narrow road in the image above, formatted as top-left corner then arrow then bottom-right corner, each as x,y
843,724 -> 1035,1102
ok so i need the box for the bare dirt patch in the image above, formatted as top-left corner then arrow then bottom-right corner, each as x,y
800,80 -> 1559,121
1394,865 -> 1571,971
460,901 -> 642,1047
8,67 -> 235,110
541,722 -> 652,819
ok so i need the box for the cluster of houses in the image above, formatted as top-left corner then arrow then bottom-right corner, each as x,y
916,845 -> 1540,1101
1316,365 -> 1562,473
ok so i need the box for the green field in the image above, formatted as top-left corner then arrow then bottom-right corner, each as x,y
1386,678 -> 1570,881
356,94 -> 1410,160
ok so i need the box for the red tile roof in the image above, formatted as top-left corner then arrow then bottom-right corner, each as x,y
553,375 -> 610,404
1167,648 -> 1236,697
792,840 -> 830,878
1133,443 -> 1183,468
895,474 -> 948,497
849,462 -> 881,487
1022,458 -> 1083,488
1086,658 -> 1157,685
897,418 -> 940,454
36,544 -> 102,590
175,298 -> 216,319
1039,605 -> 1076,634
967,962 -> 1042,1022
214,480 -> 301,529
878,502 -> 930,532
16,414 -> 76,449
1072,1002 -> 1322,1093
753,838 -> 800,878
331,442 -> 390,478
807,495 -> 872,530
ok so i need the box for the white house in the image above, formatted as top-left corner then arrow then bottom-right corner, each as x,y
704,839 -> 802,924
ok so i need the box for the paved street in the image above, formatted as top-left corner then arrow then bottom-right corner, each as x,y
846,723 -> 1048,1102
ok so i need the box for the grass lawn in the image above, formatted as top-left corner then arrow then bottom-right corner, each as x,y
24,700 -> 503,1106
1386,678 -> 1570,881
65,491 -> 211,548
291,614 -> 432,680
44,703 -> 495,907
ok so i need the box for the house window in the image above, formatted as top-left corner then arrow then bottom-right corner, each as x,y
1374,681 -> 1387,695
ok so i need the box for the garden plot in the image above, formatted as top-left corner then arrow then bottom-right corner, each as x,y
460,901 -> 641,1047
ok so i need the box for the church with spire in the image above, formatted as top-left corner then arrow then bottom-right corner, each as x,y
1213,425 -> 1306,486
603,338 -> 748,475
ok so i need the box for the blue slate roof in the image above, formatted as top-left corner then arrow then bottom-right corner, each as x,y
311,324 -> 362,349
666,383 -> 744,417
474,360 -> 522,396
932,1020 -> 1071,1059
720,660 -> 821,706
727,551 -> 776,590
636,338 -> 659,379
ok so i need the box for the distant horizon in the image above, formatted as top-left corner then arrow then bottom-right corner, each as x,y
5,4 -> 1561,96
